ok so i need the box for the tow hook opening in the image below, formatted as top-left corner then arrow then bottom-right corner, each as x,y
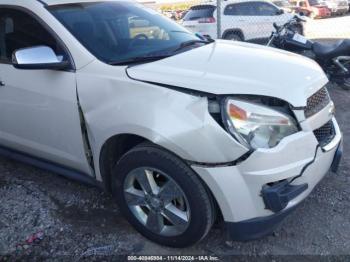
262,180 -> 308,213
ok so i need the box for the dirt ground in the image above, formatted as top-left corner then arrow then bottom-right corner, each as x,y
0,85 -> 349,261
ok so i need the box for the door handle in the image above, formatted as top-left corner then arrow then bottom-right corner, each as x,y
0,81 -> 5,87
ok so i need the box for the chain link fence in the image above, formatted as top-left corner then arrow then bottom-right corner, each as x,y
178,0 -> 350,43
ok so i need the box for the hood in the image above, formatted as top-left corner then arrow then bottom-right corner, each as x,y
127,40 -> 328,107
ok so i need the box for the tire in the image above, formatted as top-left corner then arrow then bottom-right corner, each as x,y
224,32 -> 243,41
111,143 -> 215,247
341,78 -> 350,90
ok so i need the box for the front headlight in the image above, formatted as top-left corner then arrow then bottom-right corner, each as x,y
223,98 -> 298,149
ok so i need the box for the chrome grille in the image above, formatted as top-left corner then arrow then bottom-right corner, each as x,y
313,120 -> 335,147
305,87 -> 330,118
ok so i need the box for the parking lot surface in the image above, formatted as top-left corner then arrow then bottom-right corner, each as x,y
305,14 -> 350,39
0,84 -> 349,260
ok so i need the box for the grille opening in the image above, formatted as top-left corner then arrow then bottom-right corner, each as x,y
305,87 -> 330,118
313,120 -> 335,147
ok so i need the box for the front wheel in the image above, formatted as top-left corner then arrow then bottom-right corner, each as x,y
111,143 -> 216,247
341,78 -> 350,90
224,32 -> 243,41
331,60 -> 350,90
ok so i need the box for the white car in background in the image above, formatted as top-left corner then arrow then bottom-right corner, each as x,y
322,0 -> 349,15
182,0 -> 298,41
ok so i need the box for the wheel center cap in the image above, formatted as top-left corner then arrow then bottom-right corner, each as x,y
149,197 -> 162,209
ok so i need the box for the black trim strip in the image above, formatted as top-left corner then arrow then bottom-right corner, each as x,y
225,201 -> 300,241
141,80 -> 218,98
36,0 -> 48,6
0,145 -> 100,187
125,68 -> 217,98
187,150 -> 253,168
290,145 -> 319,183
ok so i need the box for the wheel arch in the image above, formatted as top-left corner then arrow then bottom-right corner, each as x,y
100,136 -> 224,222
222,28 -> 245,40
99,133 -> 149,192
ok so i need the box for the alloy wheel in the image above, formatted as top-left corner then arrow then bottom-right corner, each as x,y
123,167 -> 191,237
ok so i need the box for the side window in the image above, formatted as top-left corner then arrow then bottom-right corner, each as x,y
255,2 -> 280,16
224,4 -> 239,15
226,3 -> 255,16
0,8 -> 66,63
300,1 -> 307,7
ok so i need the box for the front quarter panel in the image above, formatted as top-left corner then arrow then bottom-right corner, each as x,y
76,61 -> 249,181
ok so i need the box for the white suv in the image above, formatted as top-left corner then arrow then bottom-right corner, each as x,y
182,0 -> 295,41
0,0 -> 342,247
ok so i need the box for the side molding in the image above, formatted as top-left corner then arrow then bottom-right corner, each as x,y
0,145 -> 100,187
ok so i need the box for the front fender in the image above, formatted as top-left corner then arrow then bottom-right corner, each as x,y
76,61 -> 248,181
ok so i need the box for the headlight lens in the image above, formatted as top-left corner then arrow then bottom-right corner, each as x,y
223,99 -> 298,149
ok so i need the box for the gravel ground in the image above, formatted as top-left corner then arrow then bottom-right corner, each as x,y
0,85 -> 349,261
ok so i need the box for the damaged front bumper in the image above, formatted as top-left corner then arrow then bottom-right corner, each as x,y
192,117 -> 342,241
226,139 -> 342,241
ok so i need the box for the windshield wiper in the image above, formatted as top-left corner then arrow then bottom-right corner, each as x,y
172,39 -> 212,53
109,40 -> 212,65
108,55 -> 171,66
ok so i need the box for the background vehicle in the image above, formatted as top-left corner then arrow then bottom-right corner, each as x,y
268,16 -> 350,89
182,0 -> 297,41
322,0 -> 349,15
290,0 -> 331,18
272,0 -> 295,13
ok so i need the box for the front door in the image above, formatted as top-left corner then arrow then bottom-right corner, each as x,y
0,8 -> 92,175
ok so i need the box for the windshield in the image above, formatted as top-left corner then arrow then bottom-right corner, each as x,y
49,2 -> 201,64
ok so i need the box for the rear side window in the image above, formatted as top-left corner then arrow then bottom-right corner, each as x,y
225,2 -> 279,16
183,5 -> 216,21
255,2 -> 280,15
224,3 -> 256,16
224,4 -> 238,15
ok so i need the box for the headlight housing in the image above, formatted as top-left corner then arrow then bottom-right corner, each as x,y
222,98 -> 299,149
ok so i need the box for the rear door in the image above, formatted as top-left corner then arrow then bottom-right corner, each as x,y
222,2 -> 266,40
182,5 -> 217,39
253,1 -> 285,39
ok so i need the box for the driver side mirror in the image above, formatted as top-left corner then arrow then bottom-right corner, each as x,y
276,9 -> 284,15
12,46 -> 70,70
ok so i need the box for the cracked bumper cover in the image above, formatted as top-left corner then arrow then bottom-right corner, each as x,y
192,118 -> 342,241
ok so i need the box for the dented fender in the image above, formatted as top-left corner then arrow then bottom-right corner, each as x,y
75,60 -> 248,181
